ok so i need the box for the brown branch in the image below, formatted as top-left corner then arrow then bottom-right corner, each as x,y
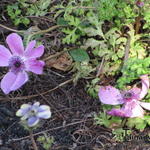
3,79 -> 73,101
10,119 -> 92,142
96,57 -> 105,77
123,35 -> 131,68
0,24 -> 24,33
135,16 -> 142,34
31,25 -> 61,37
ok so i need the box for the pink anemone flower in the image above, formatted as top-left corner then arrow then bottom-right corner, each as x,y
0,33 -> 45,94
98,75 -> 150,118
136,0 -> 144,8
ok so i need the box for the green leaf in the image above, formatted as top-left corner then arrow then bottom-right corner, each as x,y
69,48 -> 90,62
22,18 -> 30,25
57,17 -> 68,26
14,18 -> 21,25
126,117 -> 147,130
39,0 -> 51,10
15,9 -> 21,15
84,38 -> 102,49
144,116 -> 150,125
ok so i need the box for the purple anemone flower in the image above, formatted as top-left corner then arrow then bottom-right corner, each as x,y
98,75 -> 150,118
0,33 -> 45,94
16,102 -> 51,127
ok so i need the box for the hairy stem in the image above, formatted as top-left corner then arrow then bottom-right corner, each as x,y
123,35 -> 131,68
30,130 -> 38,150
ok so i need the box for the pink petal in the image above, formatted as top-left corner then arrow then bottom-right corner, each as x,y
25,44 -> 44,58
1,71 -> 28,94
139,75 -> 149,100
140,102 -> 150,111
0,45 -> 12,66
107,109 -> 127,117
10,72 -> 28,91
122,100 -> 144,118
98,86 -> 124,105
6,33 -> 24,55
108,100 -> 144,118
25,40 -> 36,54
129,87 -> 141,97
25,59 -> 45,74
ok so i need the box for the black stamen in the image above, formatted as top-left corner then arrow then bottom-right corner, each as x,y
124,92 -> 132,99
14,61 -> 21,68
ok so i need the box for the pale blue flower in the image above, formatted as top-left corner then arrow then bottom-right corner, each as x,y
16,102 -> 51,127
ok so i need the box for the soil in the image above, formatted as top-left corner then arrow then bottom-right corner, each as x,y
0,1 -> 150,150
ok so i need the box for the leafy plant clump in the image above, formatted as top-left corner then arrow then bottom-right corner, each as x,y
37,135 -> 54,150
117,57 -> 150,89
7,0 -> 51,26
54,0 -> 149,80
2,0 -> 150,145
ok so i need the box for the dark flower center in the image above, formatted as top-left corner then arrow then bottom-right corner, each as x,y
14,61 -> 22,68
9,56 -> 25,74
123,92 -> 133,99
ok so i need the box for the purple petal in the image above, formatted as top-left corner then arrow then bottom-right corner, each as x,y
98,86 -> 124,105
25,40 -> 36,54
140,102 -> 150,111
6,33 -> 24,55
25,59 -> 45,74
1,71 -> 28,94
27,116 -> 39,127
0,45 -> 12,66
10,72 -> 28,91
25,44 -> 44,58
107,109 -> 127,117
1,72 -> 17,94
139,75 -> 149,100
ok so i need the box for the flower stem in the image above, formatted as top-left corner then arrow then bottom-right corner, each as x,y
26,25 -> 61,44
121,118 -> 127,127
29,130 -> 38,150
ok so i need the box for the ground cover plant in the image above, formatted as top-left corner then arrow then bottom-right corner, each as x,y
0,0 -> 150,149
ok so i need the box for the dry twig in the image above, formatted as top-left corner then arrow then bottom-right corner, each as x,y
10,119 -> 92,142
